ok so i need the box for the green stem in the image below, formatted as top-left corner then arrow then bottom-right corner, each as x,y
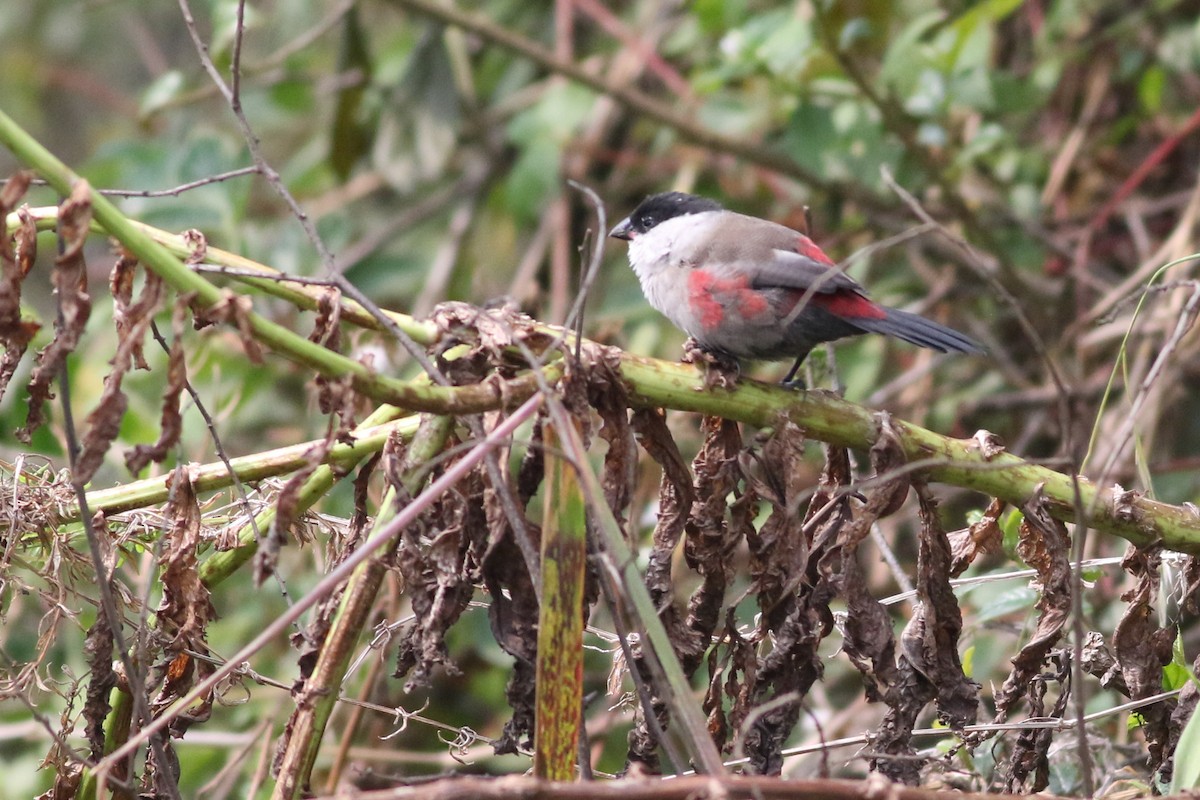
272,414 -> 453,799
620,355 -> 1200,553
0,109 -> 550,415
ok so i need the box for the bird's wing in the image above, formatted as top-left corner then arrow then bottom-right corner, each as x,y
694,212 -> 865,295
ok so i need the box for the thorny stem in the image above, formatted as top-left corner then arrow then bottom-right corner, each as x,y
92,393 -> 546,791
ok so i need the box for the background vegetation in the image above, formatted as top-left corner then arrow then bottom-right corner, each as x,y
2,0 -> 1200,797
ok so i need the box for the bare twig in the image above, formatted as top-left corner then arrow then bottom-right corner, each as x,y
174,0 -> 445,382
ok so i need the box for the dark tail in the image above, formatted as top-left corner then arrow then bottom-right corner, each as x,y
856,307 -> 984,354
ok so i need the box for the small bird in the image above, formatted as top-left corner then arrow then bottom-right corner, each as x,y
609,192 -> 983,385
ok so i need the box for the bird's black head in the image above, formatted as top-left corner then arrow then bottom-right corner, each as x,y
609,192 -> 723,240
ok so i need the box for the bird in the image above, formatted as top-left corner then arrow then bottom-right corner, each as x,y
609,191 -> 983,385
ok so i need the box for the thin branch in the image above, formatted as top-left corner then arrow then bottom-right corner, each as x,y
174,0 -> 447,383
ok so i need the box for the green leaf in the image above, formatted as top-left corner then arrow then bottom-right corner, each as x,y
976,585 -> 1037,623
373,30 -> 462,192
879,11 -> 945,92
1163,631 -> 1191,691
139,70 -> 185,120
1170,692 -> 1200,793
1000,508 -> 1024,560
947,0 -> 1022,67
1139,65 -> 1166,112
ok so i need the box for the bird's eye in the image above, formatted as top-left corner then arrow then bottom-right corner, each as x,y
640,214 -> 654,228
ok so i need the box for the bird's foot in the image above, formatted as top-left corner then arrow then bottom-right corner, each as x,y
682,338 -> 740,390
778,352 -> 811,390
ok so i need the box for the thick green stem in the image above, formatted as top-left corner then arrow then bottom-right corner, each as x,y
620,355 -> 1200,553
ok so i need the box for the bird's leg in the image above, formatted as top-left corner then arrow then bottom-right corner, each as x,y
682,337 -> 740,389
779,349 -> 812,389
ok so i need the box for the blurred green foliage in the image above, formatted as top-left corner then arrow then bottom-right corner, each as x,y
3,0 -> 1200,795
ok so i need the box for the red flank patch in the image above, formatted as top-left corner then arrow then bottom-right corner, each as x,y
811,291 -> 885,319
796,235 -> 835,265
688,270 -> 771,329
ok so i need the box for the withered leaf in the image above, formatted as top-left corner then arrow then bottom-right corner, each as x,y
630,408 -> 693,609
591,355 -> 635,528
194,290 -> 264,363
82,589 -> 116,760
126,294 -> 189,474
257,433 -> 335,585
393,443 -> 478,693
75,271 -> 164,483
744,422 -> 808,631
992,487 -> 1072,722
309,287 -> 345,416
869,413 -> 910,517
948,497 -> 1006,575
19,181 -> 94,443
109,248 -> 151,370
1113,544 -> 1175,771
152,466 -> 216,734
1002,651 -> 1070,792
833,486 -> 900,703
0,190 -> 38,403
479,461 -> 541,756
912,485 -> 978,729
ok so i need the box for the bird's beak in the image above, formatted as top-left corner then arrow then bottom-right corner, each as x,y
609,216 -> 633,240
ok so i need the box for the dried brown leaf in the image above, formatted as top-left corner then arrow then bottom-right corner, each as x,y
591,355 -> 635,529
309,287 -> 345,415
992,487 -> 1072,722
393,451 -> 478,693
835,486 -> 901,704
911,486 -> 979,728
481,474 -> 540,755
869,414 -> 911,517
194,290 -> 264,363
75,271 -> 165,482
125,294 -> 189,474
1162,650 -> 1200,786
257,434 -> 334,585
622,407 -> 701,772
109,248 -> 151,370
744,422 -> 808,630
1080,630 -> 1128,693
0,190 -> 38,402
1113,544 -> 1175,771
733,434 -> 840,775
680,416 -> 742,664
948,497 -> 1006,575
1003,651 -> 1070,792
82,583 -> 116,760
630,408 -> 693,608
430,300 -> 546,380
13,207 -> 37,278
152,466 -> 216,734
874,484 -> 983,788
516,415 -> 546,506
19,181 -> 94,442
0,170 -> 32,210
